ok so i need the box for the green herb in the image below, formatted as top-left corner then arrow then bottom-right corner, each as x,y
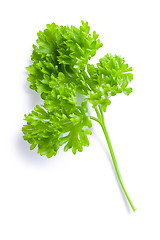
22,21 -> 135,211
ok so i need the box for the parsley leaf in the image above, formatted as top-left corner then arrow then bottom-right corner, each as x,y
22,20 -> 135,211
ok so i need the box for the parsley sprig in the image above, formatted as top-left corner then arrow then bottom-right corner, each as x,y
22,21 -> 135,211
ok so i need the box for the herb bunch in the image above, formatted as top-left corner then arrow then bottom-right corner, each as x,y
22,21 -> 135,211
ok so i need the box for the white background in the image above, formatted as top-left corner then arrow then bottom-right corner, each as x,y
0,0 -> 160,239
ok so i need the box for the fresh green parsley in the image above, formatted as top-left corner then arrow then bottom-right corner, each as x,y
22,20 -> 135,211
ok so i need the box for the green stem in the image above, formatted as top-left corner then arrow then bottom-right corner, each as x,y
94,106 -> 136,212
90,116 -> 101,124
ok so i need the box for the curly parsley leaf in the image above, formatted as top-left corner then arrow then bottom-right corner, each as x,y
23,20 -> 133,157
22,21 -> 135,211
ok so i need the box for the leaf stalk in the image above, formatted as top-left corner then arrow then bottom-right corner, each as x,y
93,106 -> 136,212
